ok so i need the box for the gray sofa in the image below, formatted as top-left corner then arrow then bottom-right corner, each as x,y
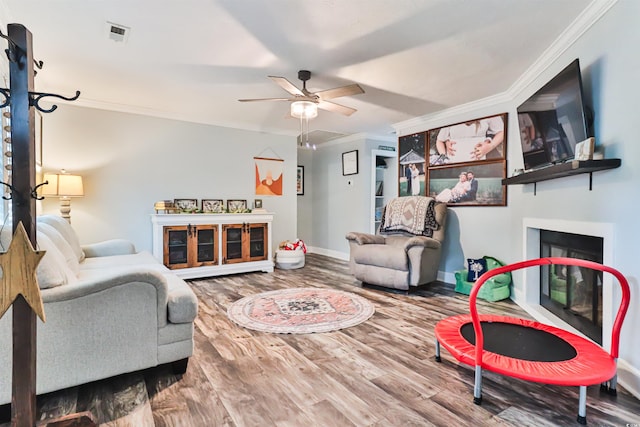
0,215 -> 198,405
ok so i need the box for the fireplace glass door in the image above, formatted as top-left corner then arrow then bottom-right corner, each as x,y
540,230 -> 603,344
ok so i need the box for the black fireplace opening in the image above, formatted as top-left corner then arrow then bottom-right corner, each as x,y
540,230 -> 603,344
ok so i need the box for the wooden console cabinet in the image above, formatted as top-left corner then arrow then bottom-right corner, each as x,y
151,213 -> 274,279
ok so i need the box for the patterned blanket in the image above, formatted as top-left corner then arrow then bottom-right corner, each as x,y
380,196 -> 439,237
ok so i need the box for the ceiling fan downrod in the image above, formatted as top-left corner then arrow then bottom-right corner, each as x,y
298,70 -> 311,92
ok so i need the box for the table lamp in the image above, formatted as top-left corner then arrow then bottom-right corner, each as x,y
42,172 -> 84,222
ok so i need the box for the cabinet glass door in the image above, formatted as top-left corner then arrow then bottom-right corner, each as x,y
247,224 -> 267,261
222,224 -> 244,264
164,227 -> 189,269
194,225 -> 217,266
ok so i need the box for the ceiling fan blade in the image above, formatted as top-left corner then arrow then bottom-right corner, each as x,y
318,100 -> 357,116
315,84 -> 364,101
268,76 -> 304,96
238,97 -> 291,102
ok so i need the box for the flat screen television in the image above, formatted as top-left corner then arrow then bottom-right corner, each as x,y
517,59 -> 592,171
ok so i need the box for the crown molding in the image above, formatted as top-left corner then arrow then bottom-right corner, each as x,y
506,0 -> 618,99
393,0 -> 618,137
393,91 -> 511,137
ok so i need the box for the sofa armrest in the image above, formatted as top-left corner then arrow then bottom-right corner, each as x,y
41,268 -> 170,327
345,232 -> 385,245
403,236 -> 441,250
489,272 -> 512,286
82,239 -> 137,257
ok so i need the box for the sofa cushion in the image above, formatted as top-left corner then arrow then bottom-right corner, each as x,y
37,222 -> 80,277
79,251 -> 163,270
353,244 -> 408,271
38,215 -> 85,262
0,225 -> 75,289
36,232 -> 78,289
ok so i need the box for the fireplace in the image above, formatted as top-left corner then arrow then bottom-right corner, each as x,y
539,230 -> 603,344
521,218 -> 614,350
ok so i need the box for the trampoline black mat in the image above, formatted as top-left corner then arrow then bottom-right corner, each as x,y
460,321 -> 577,362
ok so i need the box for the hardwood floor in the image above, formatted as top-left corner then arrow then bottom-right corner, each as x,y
2,254 -> 639,426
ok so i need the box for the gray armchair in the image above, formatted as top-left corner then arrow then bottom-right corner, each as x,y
346,200 -> 447,291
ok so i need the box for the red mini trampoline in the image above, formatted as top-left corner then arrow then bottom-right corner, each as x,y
434,257 -> 630,425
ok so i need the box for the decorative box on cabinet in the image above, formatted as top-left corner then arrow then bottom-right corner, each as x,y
151,213 -> 274,279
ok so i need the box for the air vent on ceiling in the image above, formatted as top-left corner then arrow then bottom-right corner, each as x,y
106,22 -> 130,43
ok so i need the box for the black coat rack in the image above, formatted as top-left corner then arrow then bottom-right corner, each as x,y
0,23 -> 86,427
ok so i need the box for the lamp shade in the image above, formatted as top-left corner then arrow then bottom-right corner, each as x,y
43,173 -> 84,197
290,101 -> 318,119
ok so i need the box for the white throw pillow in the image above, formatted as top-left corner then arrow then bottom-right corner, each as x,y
37,222 -> 80,277
34,232 -> 70,289
0,225 -> 74,289
38,215 -> 85,262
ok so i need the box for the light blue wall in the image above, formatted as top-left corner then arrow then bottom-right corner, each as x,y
296,149 -> 314,245
39,104 -> 297,254
390,0 -> 640,391
300,135 -> 394,258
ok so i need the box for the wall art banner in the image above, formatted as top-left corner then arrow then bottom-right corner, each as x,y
255,157 -> 284,196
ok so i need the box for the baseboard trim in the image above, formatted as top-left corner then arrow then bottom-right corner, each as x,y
306,246 -> 349,261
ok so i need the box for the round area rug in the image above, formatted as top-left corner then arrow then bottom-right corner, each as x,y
227,287 -> 375,334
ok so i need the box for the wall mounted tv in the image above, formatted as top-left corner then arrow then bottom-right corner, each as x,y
517,59 -> 592,171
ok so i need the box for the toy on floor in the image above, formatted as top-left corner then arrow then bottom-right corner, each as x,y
434,257 -> 630,425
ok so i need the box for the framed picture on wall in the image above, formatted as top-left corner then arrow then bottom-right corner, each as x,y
297,165 -> 304,195
342,150 -> 358,176
427,113 -> 507,166
398,132 -> 426,196
427,160 -> 507,206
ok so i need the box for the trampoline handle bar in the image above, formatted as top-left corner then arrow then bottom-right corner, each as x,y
469,257 -> 630,367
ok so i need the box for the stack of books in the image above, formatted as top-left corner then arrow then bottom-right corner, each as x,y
154,200 -> 179,214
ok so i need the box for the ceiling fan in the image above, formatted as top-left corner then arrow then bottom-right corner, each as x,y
239,70 -> 364,116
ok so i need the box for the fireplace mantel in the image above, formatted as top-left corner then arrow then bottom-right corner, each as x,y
502,158 -> 620,193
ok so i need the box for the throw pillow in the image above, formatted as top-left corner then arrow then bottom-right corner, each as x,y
37,222 -> 80,276
38,215 -> 85,262
466,258 -> 487,282
35,232 -> 70,289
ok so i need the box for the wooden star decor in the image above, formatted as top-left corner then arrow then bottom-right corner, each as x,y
0,221 -> 46,322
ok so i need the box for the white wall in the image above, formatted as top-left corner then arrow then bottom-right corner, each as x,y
39,104 -> 297,254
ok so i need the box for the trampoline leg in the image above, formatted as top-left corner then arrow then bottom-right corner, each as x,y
577,385 -> 587,425
600,363 -> 619,396
435,339 -> 441,362
608,372 -> 618,396
473,365 -> 483,405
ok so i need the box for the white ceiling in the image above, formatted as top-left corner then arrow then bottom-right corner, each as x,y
2,0 -> 596,143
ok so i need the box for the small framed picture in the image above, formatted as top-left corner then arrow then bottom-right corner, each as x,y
297,165 -> 304,195
254,199 -> 263,209
174,198 -> 198,211
227,199 -> 247,213
202,199 -> 224,213
342,150 -> 359,176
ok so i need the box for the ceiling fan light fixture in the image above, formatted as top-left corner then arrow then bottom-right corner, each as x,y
290,101 -> 318,119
